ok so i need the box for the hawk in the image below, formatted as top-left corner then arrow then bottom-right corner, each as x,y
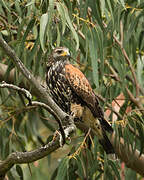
46,47 -> 114,154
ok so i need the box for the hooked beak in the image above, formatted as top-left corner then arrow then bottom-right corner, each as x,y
61,50 -> 70,57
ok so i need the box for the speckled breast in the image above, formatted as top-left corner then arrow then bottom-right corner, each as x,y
46,60 -> 82,114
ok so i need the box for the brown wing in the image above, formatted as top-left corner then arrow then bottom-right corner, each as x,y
65,64 -> 113,133
65,64 -> 96,109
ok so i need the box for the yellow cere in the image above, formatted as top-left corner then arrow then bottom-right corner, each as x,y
61,51 -> 68,56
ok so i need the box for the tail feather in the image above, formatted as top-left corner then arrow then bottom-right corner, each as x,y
100,117 -> 113,133
99,131 -> 114,154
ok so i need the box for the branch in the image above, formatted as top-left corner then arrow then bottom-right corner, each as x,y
0,81 -> 32,105
0,81 -> 67,145
113,21 -> 139,98
0,35 -> 76,177
0,36 -> 69,123
75,123 -> 144,177
103,21 -> 143,99
0,125 -> 76,178
113,34 -> 140,98
104,59 -> 144,115
111,133 -> 144,176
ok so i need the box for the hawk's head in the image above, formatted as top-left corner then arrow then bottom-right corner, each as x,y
52,47 -> 70,61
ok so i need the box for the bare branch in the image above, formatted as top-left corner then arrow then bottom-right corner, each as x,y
30,101 -> 67,143
0,36 -> 77,177
0,80 -> 67,145
75,123 -> 144,177
113,34 -> 140,98
0,124 -> 76,178
0,81 -> 32,104
111,133 -> 144,176
104,59 -> 144,114
0,36 -> 68,123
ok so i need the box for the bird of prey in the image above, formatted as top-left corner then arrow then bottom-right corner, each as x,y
46,47 -> 114,154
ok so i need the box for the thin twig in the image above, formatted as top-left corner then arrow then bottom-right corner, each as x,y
0,36 -> 78,148
0,80 -> 67,145
113,34 -> 140,98
104,59 -> 144,115
0,81 -> 32,105
30,101 -> 66,143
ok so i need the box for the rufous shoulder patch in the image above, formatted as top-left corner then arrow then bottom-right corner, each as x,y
65,64 -> 93,93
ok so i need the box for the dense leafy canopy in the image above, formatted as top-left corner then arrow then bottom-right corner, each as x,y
0,0 -> 144,179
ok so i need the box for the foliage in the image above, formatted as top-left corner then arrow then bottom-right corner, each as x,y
0,0 -> 144,179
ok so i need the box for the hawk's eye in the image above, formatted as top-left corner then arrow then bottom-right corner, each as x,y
57,50 -> 63,54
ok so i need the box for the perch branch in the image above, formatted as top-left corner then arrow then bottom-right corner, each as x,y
0,81 -> 66,145
0,36 -> 69,123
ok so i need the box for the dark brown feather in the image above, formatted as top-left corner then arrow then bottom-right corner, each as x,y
46,47 -> 114,154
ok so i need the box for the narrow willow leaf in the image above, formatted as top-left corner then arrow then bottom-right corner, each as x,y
88,28 -> 99,87
75,156 -> 85,179
28,35 -> 40,68
46,0 -> 54,44
56,25 -> 61,47
95,26 -> 104,73
16,165 -> 24,180
106,0 -> 114,25
127,10 -> 144,41
100,0 -> 105,16
118,0 -> 125,8
26,1 -> 35,6
1,0 -> 10,12
136,121 -> 144,156
40,13 -> 49,52
88,1 -> 103,29
56,157 -> 69,180
61,3 -> 79,50
137,56 -> 144,87
15,0 -> 22,17
108,160 -> 121,180
19,18 -> 35,57
56,2 -> 66,35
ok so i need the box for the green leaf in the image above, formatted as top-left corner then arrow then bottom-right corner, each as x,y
40,13 -> 49,52
100,0 -> 105,17
19,18 -> 36,57
88,28 -> 99,87
108,160 -> 120,180
27,35 -> 40,68
75,156 -> 85,179
15,0 -> 22,17
0,0 -> 10,12
16,165 -> 24,180
56,157 -> 69,180
137,56 -> 144,87
126,10 -> 144,41
56,25 -> 61,47
60,3 -> 79,50
56,3 -> 66,35
118,0 -> 125,8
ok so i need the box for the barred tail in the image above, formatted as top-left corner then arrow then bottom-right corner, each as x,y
99,131 -> 114,154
